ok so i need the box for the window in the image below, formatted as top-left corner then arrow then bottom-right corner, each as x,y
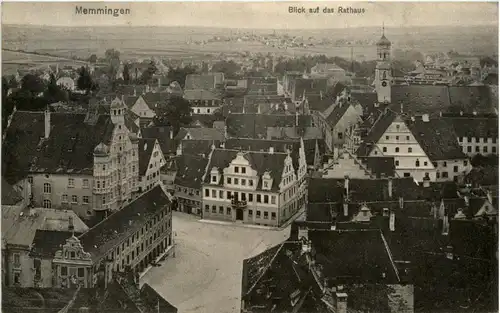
61,266 -> 68,276
395,147 -> 400,153
249,180 -> 254,187
68,178 -> 74,187
396,136 -> 399,140
249,194 -> 254,202
475,146 -> 480,153
43,183 -> 51,194
43,200 -> 51,208
271,196 -> 276,204
234,178 -> 239,184
395,160 -> 399,166
453,166 -> 458,173
385,136 -> 389,140
97,181 -> 100,189
475,137 -> 480,143
242,179 -> 246,186
424,161 -> 428,166
458,137 -> 463,142
493,147 -> 497,153
442,172 -> 449,178
408,147 -> 412,153
205,189 -> 209,197
256,210 -> 261,218
248,210 -> 253,216
463,160 -> 468,166
403,173 -> 411,177
227,207 -> 231,215
71,195 -> 78,203
264,182 -> 268,188
264,212 -> 269,219
212,205 -> 216,213
257,194 -> 262,203
212,190 -> 216,198
28,176 -> 33,184
415,160 -> 420,167
234,167 -> 239,173
227,177 -> 232,184
406,136 -> 410,140
467,146 -> 472,153
467,137 -> 472,143
227,191 -> 232,199
338,132 -> 343,140
383,147 -> 387,152
83,196 -> 89,204
264,195 -> 269,204
271,212 -> 276,220
437,172 -> 441,178
493,138 -> 497,144
13,253 -> 20,268
219,190 -> 223,198
241,167 -> 246,174
212,175 -> 217,182
205,205 -> 209,212
483,146 -> 488,153
219,206 -> 224,214
62,194 -> 68,203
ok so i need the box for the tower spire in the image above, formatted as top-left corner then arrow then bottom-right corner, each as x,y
382,22 -> 385,36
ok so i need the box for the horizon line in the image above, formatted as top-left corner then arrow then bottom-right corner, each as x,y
3,22 -> 498,30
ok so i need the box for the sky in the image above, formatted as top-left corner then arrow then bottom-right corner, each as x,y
2,1 -> 498,29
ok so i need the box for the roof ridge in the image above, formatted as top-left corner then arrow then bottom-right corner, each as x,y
379,230 -> 401,283
245,242 -> 286,297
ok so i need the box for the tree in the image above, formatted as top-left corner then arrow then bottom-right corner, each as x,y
167,66 -> 198,88
105,48 -> 121,82
77,66 -> 95,94
21,74 -> 45,95
211,60 -> 241,78
139,61 -> 157,84
88,54 -> 98,64
123,63 -> 131,84
153,96 -> 192,132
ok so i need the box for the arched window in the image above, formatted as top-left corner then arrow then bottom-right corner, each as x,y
43,183 -> 52,194
43,200 -> 52,208
382,71 -> 387,80
395,147 -> 400,153
113,109 -> 117,116
415,159 -> 420,167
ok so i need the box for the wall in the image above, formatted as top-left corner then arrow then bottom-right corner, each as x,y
31,173 -> 94,221
332,105 -> 363,147
434,159 -> 472,182
174,185 -> 201,215
6,248 -> 32,287
131,97 -> 156,119
458,136 -> 498,156
140,141 -> 166,192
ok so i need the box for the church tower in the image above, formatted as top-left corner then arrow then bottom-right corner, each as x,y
375,25 -> 392,103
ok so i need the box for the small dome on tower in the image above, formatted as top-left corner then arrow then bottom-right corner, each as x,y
377,34 -> 391,46
93,143 -> 110,156
110,96 -> 125,108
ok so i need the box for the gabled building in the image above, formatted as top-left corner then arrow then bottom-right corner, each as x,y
175,127 -> 225,142
184,73 -> 224,91
140,126 -> 178,158
444,115 -> 499,156
310,62 -> 349,83
126,92 -> 171,121
201,147 -> 307,226
184,90 -> 223,114
52,185 -> 173,288
2,97 -> 140,221
138,138 -> 166,193
173,154 -> 208,215
356,110 -> 470,182
321,149 -> 396,179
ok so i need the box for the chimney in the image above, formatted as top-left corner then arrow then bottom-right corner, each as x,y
169,129 -> 173,139
442,214 -> 450,235
389,210 -> 395,231
410,116 -> 415,122
460,110 -> 463,116
269,147 -> 274,154
422,114 -> 429,122
295,112 -> 299,127
387,178 -> 393,199
335,292 -> 348,313
343,203 -> 349,217
44,107 -> 51,139
68,216 -> 74,232
399,196 -> 404,209
257,104 -> 261,114
423,175 -> 431,188
121,94 -> 124,103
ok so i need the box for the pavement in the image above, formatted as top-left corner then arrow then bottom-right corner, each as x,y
140,211 -> 291,313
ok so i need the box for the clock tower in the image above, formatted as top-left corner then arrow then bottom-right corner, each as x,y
375,25 -> 392,103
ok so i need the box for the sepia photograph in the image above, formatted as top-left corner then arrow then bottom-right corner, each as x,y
1,1 -> 498,313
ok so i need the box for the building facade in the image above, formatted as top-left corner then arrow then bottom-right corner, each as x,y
138,138 -> 166,193
201,147 -> 307,227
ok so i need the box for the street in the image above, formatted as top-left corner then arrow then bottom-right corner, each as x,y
140,211 -> 291,313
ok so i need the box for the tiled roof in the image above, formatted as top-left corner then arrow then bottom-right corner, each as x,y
173,154 -> 208,189
185,73 -> 222,90
246,77 -> 278,95
448,86 -> 494,113
355,109 -> 397,157
175,127 -> 225,141
312,63 -> 344,72
140,284 -> 178,313
140,126 -> 178,156
204,149 -> 287,191
190,114 -> 225,128
351,92 -> 378,115
2,111 -> 115,181
307,202 -> 337,223
266,127 -> 322,140
292,78 -> 329,97
323,102 -> 352,127
309,229 -> 400,283
2,287 -> 79,313
303,139 -> 326,167
362,157 -> 396,178
3,208 -> 89,247
306,95 -> 335,112
444,116 -> 499,138
124,95 -> 139,108
142,92 -> 172,110
138,138 -> 156,176
30,230 -> 82,258
78,185 -> 171,262
184,89 -> 221,101
124,110 -> 140,133
180,140 -> 222,156
406,118 -> 466,161
225,113 -> 312,139
1,178 -> 23,205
